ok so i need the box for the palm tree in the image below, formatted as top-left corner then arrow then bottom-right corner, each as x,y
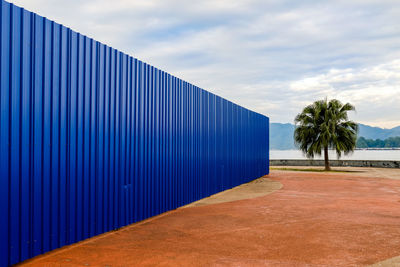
294,99 -> 358,171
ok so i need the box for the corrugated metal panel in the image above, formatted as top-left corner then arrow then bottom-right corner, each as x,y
0,0 -> 270,265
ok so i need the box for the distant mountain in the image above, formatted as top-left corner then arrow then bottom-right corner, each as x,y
270,122 -> 400,150
270,123 -> 295,149
358,124 -> 400,140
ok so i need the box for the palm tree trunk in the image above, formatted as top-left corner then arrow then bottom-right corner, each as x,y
324,146 -> 331,171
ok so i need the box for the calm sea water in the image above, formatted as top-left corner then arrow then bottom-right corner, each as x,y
270,149 -> 400,160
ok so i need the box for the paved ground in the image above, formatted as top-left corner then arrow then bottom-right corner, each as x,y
183,177 -> 282,207
20,168 -> 400,267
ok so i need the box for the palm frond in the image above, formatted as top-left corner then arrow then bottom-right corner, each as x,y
294,98 -> 357,160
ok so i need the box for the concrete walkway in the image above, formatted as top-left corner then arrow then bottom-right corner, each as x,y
183,177 -> 282,207
20,169 -> 400,266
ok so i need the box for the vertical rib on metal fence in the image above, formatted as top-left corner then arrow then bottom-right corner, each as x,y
0,0 -> 270,265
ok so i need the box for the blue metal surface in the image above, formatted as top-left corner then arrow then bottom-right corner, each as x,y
0,0 -> 269,265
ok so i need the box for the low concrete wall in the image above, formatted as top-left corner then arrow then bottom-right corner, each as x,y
270,159 -> 400,168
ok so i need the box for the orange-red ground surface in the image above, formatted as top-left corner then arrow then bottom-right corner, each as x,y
20,170 -> 400,266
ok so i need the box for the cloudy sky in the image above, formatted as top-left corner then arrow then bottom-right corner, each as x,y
9,0 -> 400,128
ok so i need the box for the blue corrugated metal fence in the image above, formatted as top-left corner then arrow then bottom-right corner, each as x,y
0,0 -> 269,265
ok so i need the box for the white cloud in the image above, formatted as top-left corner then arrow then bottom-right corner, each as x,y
286,60 -> 400,128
